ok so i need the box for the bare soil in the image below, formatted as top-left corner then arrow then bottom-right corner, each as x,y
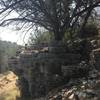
0,71 -> 20,100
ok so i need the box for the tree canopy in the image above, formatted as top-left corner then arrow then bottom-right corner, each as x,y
0,0 -> 100,41
28,31 -> 52,45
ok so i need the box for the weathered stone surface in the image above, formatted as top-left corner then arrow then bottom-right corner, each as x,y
62,61 -> 90,79
49,40 -> 67,53
8,44 -> 83,99
7,38 -> 100,100
48,70 -> 100,100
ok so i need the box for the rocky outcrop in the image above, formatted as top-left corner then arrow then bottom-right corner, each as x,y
9,40 -> 100,99
48,69 -> 100,100
62,61 -> 90,79
8,43 -> 82,99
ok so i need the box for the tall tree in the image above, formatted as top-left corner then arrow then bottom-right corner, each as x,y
0,0 -> 100,41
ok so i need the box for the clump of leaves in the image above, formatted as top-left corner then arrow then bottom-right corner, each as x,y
80,23 -> 99,38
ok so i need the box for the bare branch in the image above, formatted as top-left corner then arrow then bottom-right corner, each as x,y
0,0 -> 100,41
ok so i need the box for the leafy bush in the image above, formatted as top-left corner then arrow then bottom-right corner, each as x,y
28,31 -> 53,45
80,23 -> 99,38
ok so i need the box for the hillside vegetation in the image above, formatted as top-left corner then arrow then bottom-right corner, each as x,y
0,40 -> 20,72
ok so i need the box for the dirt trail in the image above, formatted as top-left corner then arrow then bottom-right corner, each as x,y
0,71 -> 20,100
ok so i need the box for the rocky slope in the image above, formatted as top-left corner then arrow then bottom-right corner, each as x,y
48,69 -> 100,100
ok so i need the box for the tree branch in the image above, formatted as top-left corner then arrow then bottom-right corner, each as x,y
0,0 -> 24,14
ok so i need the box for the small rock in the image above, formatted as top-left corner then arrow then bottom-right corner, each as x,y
55,94 -> 62,100
69,94 -> 75,100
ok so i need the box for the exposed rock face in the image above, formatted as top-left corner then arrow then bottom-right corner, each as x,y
62,61 -> 90,79
8,43 -> 82,98
8,40 -> 99,99
48,69 -> 100,100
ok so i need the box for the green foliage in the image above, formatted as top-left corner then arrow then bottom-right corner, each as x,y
80,23 -> 99,38
0,41 -> 19,57
63,29 -> 74,42
0,40 -> 19,72
63,31 -> 71,41
0,41 -> 6,71
28,31 -> 53,45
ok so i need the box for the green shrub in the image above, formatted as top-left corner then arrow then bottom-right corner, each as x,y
80,23 -> 99,38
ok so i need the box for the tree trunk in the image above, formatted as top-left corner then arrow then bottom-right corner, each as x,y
54,31 -> 64,41
49,31 -> 66,53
